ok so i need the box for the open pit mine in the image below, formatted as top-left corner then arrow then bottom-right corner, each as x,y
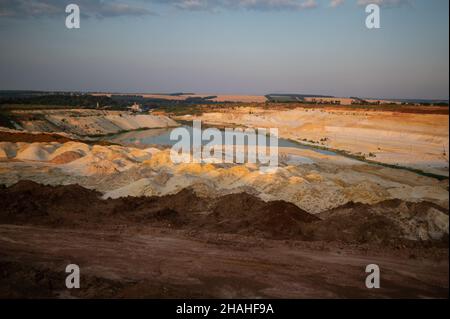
0,106 -> 448,298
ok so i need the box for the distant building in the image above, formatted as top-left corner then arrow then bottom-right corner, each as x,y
128,103 -> 143,113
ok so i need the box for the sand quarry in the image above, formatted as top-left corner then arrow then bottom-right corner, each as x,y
7,109 -> 178,136
0,141 -> 448,216
179,106 -> 449,176
0,108 -> 448,298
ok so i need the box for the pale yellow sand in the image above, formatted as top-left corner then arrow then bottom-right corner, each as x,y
0,141 -> 447,214
178,107 -> 449,176
10,110 -> 179,136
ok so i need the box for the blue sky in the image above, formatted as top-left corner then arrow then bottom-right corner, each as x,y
0,0 -> 448,99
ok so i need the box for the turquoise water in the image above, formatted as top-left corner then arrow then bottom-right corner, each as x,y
103,125 -> 337,156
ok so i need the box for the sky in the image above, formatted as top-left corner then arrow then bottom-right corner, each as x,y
0,0 -> 448,99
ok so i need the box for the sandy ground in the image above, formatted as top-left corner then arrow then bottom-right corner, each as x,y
178,106 -> 449,176
0,141 -> 448,214
0,112 -> 448,299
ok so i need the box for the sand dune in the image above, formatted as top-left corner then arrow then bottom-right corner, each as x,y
0,141 -> 447,214
15,143 -> 52,161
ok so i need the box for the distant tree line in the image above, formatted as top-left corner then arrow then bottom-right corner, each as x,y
0,93 -> 224,110
0,94 -> 119,109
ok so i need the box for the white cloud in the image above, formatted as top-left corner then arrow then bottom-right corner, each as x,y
153,0 -> 318,11
0,0 -> 415,18
0,0 -> 154,18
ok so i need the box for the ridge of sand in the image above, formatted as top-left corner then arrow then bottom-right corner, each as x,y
0,141 -> 448,214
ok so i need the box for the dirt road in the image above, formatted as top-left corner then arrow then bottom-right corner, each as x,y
0,225 -> 447,299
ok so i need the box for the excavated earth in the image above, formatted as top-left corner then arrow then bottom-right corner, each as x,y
0,108 -> 448,299
0,181 -> 448,298
179,106 -> 449,176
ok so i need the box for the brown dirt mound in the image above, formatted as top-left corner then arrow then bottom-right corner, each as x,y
308,200 -> 449,245
0,181 -> 106,225
50,151 -> 84,164
209,194 -> 319,238
0,181 -> 447,245
0,181 -> 318,239
0,131 -> 74,143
